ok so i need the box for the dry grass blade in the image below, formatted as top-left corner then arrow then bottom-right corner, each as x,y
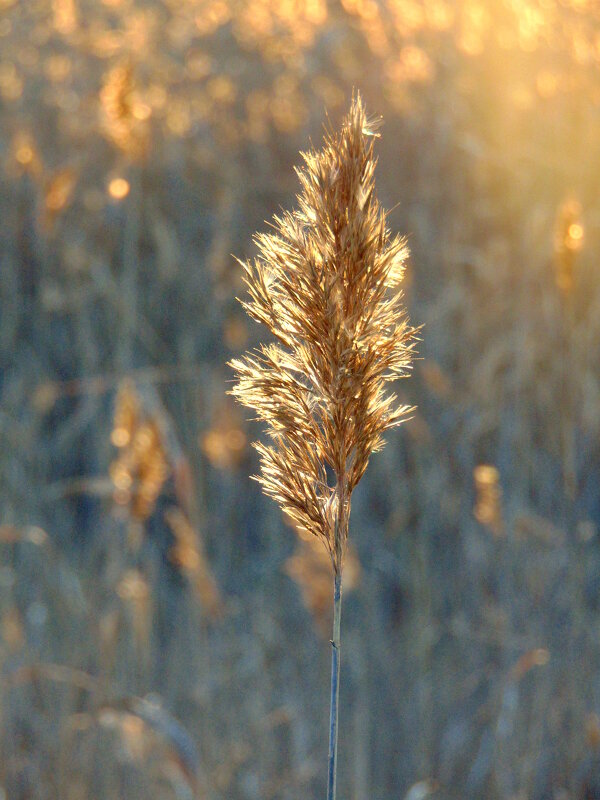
164,507 -> 224,620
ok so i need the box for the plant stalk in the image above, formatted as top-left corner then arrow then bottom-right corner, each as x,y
327,571 -> 342,800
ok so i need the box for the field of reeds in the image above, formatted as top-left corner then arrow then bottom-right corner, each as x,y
1,1 -> 600,798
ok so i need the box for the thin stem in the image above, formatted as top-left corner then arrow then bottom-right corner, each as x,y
327,571 -> 342,800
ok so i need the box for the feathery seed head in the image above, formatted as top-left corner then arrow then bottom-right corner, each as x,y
230,94 -> 417,574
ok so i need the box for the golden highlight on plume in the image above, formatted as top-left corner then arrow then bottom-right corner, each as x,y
231,95 -> 416,575
473,464 -> 503,536
110,381 -> 170,522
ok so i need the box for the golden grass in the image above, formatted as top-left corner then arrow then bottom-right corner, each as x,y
231,94 -> 416,575
232,94 -> 417,800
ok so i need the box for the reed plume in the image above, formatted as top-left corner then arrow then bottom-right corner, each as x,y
230,94 -> 416,799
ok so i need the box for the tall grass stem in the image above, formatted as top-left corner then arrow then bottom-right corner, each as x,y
327,571 -> 342,800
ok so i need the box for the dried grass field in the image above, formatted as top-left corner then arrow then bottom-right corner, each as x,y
1,1 -> 600,798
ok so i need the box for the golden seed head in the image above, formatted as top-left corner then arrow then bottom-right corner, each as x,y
230,94 -> 417,573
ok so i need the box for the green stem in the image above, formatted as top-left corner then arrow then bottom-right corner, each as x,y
327,571 -> 342,800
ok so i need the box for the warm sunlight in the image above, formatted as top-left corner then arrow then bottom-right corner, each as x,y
1,0 -> 599,797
